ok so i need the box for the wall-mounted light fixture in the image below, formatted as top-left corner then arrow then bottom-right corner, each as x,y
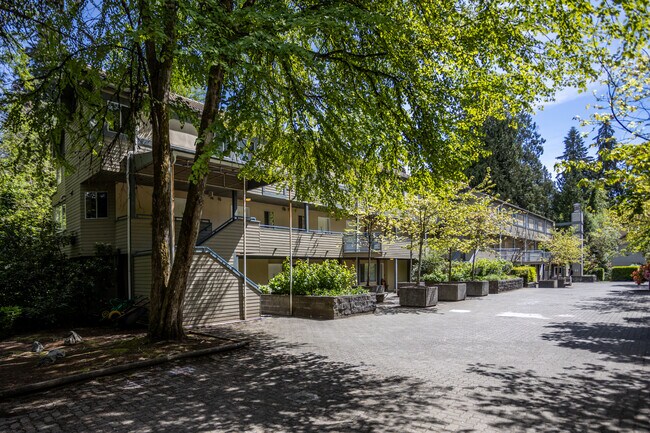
245,197 -> 252,202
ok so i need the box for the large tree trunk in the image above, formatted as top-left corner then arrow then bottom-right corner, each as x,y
165,64 -> 225,332
142,0 -> 180,341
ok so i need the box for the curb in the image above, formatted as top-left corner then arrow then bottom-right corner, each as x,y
1,340 -> 248,400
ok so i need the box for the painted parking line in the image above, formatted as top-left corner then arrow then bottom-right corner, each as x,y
497,312 -> 550,319
449,309 -> 471,313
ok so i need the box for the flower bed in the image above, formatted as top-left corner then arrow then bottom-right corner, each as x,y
488,278 -> 524,294
261,294 -> 376,320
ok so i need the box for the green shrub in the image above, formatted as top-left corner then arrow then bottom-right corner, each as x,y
611,266 -> 638,281
0,306 -> 22,338
593,268 -> 605,281
512,266 -> 537,285
266,260 -> 361,296
424,258 -> 514,282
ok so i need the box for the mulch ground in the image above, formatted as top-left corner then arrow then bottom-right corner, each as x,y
0,326 -> 229,391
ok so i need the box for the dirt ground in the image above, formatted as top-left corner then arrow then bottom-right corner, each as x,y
0,326 -> 229,391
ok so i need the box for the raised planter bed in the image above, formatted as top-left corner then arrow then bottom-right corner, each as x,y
433,283 -> 466,301
463,281 -> 489,297
557,277 -> 572,288
572,275 -> 596,283
539,280 -> 558,288
261,294 -> 376,320
399,285 -> 438,307
488,278 -> 524,294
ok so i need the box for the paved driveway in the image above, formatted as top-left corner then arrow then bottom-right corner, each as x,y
1,282 -> 649,432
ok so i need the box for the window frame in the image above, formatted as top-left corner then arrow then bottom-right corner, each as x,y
105,101 -> 130,134
85,191 -> 109,219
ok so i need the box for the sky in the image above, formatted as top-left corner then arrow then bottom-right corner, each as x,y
532,84 -> 605,179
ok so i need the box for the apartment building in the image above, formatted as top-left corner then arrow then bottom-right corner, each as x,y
53,93 -> 551,326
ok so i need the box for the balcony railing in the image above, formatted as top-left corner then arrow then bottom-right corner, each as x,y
343,233 -> 382,253
494,248 -> 550,263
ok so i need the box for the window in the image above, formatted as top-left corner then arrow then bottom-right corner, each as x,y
298,215 -> 305,230
359,263 -> 377,283
264,211 -> 275,226
106,101 -> 130,133
85,192 -> 108,219
317,216 -> 330,232
55,166 -> 65,185
54,204 -> 66,231
268,263 -> 283,281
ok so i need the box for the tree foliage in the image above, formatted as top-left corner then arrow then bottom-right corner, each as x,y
468,113 -> 556,218
1,0 -> 639,339
540,227 -> 582,268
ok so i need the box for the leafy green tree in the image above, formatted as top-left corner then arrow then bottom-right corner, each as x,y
468,113 -> 556,218
585,209 -> 622,272
540,227 -> 583,273
2,0 -> 639,340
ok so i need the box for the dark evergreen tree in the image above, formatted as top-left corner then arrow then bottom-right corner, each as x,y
468,113 -> 556,218
554,127 -> 593,222
594,120 -> 623,199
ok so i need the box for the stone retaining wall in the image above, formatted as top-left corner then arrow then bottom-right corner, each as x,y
488,278 -> 524,294
261,294 -> 376,320
572,275 -> 597,283
539,280 -> 558,288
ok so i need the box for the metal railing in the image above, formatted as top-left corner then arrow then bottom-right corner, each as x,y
194,246 -> 260,293
342,233 -> 382,253
494,248 -> 550,263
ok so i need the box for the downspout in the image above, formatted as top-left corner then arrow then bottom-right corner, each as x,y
170,154 -> 176,265
242,177 -> 247,320
126,151 -> 133,300
289,185 -> 293,315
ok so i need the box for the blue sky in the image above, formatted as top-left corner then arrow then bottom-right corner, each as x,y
533,85 -> 605,179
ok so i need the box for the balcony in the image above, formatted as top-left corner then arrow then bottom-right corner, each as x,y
343,233 -> 382,254
494,248 -> 550,263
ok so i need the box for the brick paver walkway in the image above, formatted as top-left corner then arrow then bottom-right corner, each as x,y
1,282 -> 649,432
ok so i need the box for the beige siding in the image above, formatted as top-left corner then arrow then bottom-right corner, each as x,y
77,182 -> 118,256
184,253 -> 261,327
382,239 -> 411,259
115,217 -> 152,253
133,256 -> 152,299
132,252 -> 261,327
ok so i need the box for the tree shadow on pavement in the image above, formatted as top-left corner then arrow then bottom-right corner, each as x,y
466,362 -> 650,432
1,329 -> 451,432
541,320 -> 650,365
575,289 -> 650,315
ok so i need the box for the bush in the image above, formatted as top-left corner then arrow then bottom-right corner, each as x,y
423,258 -> 513,282
611,266 -> 639,281
265,260 -> 362,296
512,266 -> 537,285
593,267 -> 605,281
0,237 -> 117,329
631,263 -> 650,285
0,306 -> 22,338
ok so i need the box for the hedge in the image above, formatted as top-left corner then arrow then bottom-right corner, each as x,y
593,268 -> 605,281
512,266 -> 537,285
611,266 -> 638,281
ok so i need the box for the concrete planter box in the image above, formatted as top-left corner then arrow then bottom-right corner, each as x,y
463,281 -> 489,297
557,277 -> 572,288
399,285 -> 438,307
434,283 -> 467,301
539,280 -> 558,288
573,275 -> 596,283
488,278 -> 524,294
261,293 -> 376,320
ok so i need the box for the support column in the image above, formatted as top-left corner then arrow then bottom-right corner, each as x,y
231,190 -> 238,219
304,203 -> 310,232
394,259 -> 398,294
